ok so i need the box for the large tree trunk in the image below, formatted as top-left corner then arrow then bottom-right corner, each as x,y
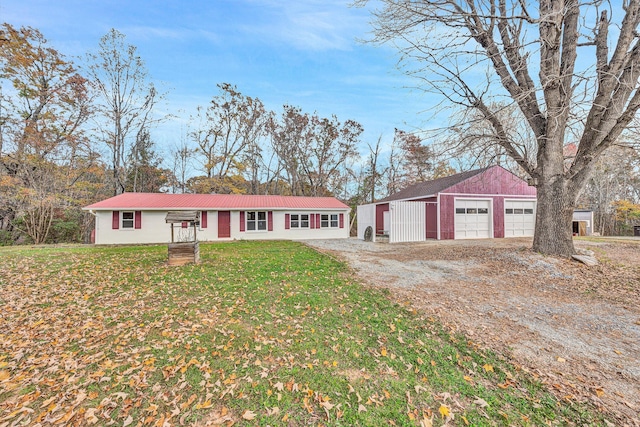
533,178 -> 576,257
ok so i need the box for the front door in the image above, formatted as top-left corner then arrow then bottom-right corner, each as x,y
218,211 -> 231,238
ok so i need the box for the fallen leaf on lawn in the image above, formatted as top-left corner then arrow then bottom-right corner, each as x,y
123,415 -> 133,426
557,357 -> 566,363
414,385 -> 427,394
195,400 -> 213,409
381,347 -> 387,357
181,394 -> 197,410
0,370 -> 10,381
274,381 -> 284,391
473,397 -> 489,408
242,410 -> 257,420
439,404 -> 450,418
420,414 -> 433,427
483,364 -> 493,372
84,408 -> 99,425
358,404 -> 367,413
266,406 -> 280,416
320,400 -> 335,410
595,388 -> 605,398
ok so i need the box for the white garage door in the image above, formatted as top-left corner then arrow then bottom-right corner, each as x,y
455,199 -> 491,239
504,200 -> 536,237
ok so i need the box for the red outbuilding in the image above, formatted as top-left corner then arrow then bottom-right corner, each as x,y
357,165 -> 537,242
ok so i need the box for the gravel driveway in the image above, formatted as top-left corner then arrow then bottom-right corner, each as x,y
304,237 -> 640,426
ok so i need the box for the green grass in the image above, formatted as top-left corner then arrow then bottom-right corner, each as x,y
0,241 -> 605,426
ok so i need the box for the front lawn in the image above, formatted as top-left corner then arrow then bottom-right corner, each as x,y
0,241 -> 603,426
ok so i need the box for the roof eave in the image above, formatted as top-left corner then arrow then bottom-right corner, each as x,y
83,206 -> 350,211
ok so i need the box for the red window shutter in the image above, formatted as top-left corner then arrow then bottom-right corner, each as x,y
112,211 -> 119,229
285,213 -> 290,230
240,211 -> 245,232
310,213 -> 316,229
316,214 -> 321,229
339,213 -> 344,229
201,211 -> 208,228
268,211 -> 273,231
134,211 -> 142,229
181,221 -> 187,228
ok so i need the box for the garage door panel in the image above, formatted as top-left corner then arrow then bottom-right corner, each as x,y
504,200 -> 536,237
455,199 -> 491,239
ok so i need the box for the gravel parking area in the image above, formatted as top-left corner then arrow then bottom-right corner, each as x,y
304,237 -> 640,425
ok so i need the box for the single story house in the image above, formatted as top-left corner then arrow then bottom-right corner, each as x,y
357,165 -> 538,243
83,193 -> 350,245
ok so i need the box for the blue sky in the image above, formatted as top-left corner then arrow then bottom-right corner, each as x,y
1,0 -> 433,161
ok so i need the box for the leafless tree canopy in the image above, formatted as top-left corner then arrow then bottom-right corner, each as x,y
86,29 -> 163,196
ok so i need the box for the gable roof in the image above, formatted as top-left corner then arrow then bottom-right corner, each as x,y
377,167 -> 490,203
84,193 -> 350,211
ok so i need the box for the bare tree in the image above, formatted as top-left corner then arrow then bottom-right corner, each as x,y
268,105 -> 309,196
269,105 -> 362,196
364,135 -> 386,203
437,103 -> 536,174
169,135 -> 194,194
87,29 -> 161,196
357,0 -> 640,256
190,83 -> 268,194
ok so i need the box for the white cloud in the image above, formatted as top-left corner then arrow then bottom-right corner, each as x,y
237,0 -> 369,51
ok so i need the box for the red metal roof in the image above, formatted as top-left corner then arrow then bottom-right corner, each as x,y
376,165 -> 535,203
376,167 -> 490,203
84,193 -> 350,210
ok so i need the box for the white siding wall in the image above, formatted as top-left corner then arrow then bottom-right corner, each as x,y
389,201 -> 426,244
94,209 -> 349,245
357,204 -> 377,241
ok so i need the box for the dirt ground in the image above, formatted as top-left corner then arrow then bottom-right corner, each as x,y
304,237 -> 640,426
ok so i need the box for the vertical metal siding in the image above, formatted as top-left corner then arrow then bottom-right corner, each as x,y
389,201 -> 426,243
357,204 -> 377,241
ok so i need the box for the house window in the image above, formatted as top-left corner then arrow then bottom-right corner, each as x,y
524,208 -> 534,214
247,211 -> 267,231
122,211 -> 134,229
320,214 -> 339,228
478,208 -> 489,214
290,214 -> 310,228
505,208 -> 514,214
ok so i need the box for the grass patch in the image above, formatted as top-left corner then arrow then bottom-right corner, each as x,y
0,241 -> 604,426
